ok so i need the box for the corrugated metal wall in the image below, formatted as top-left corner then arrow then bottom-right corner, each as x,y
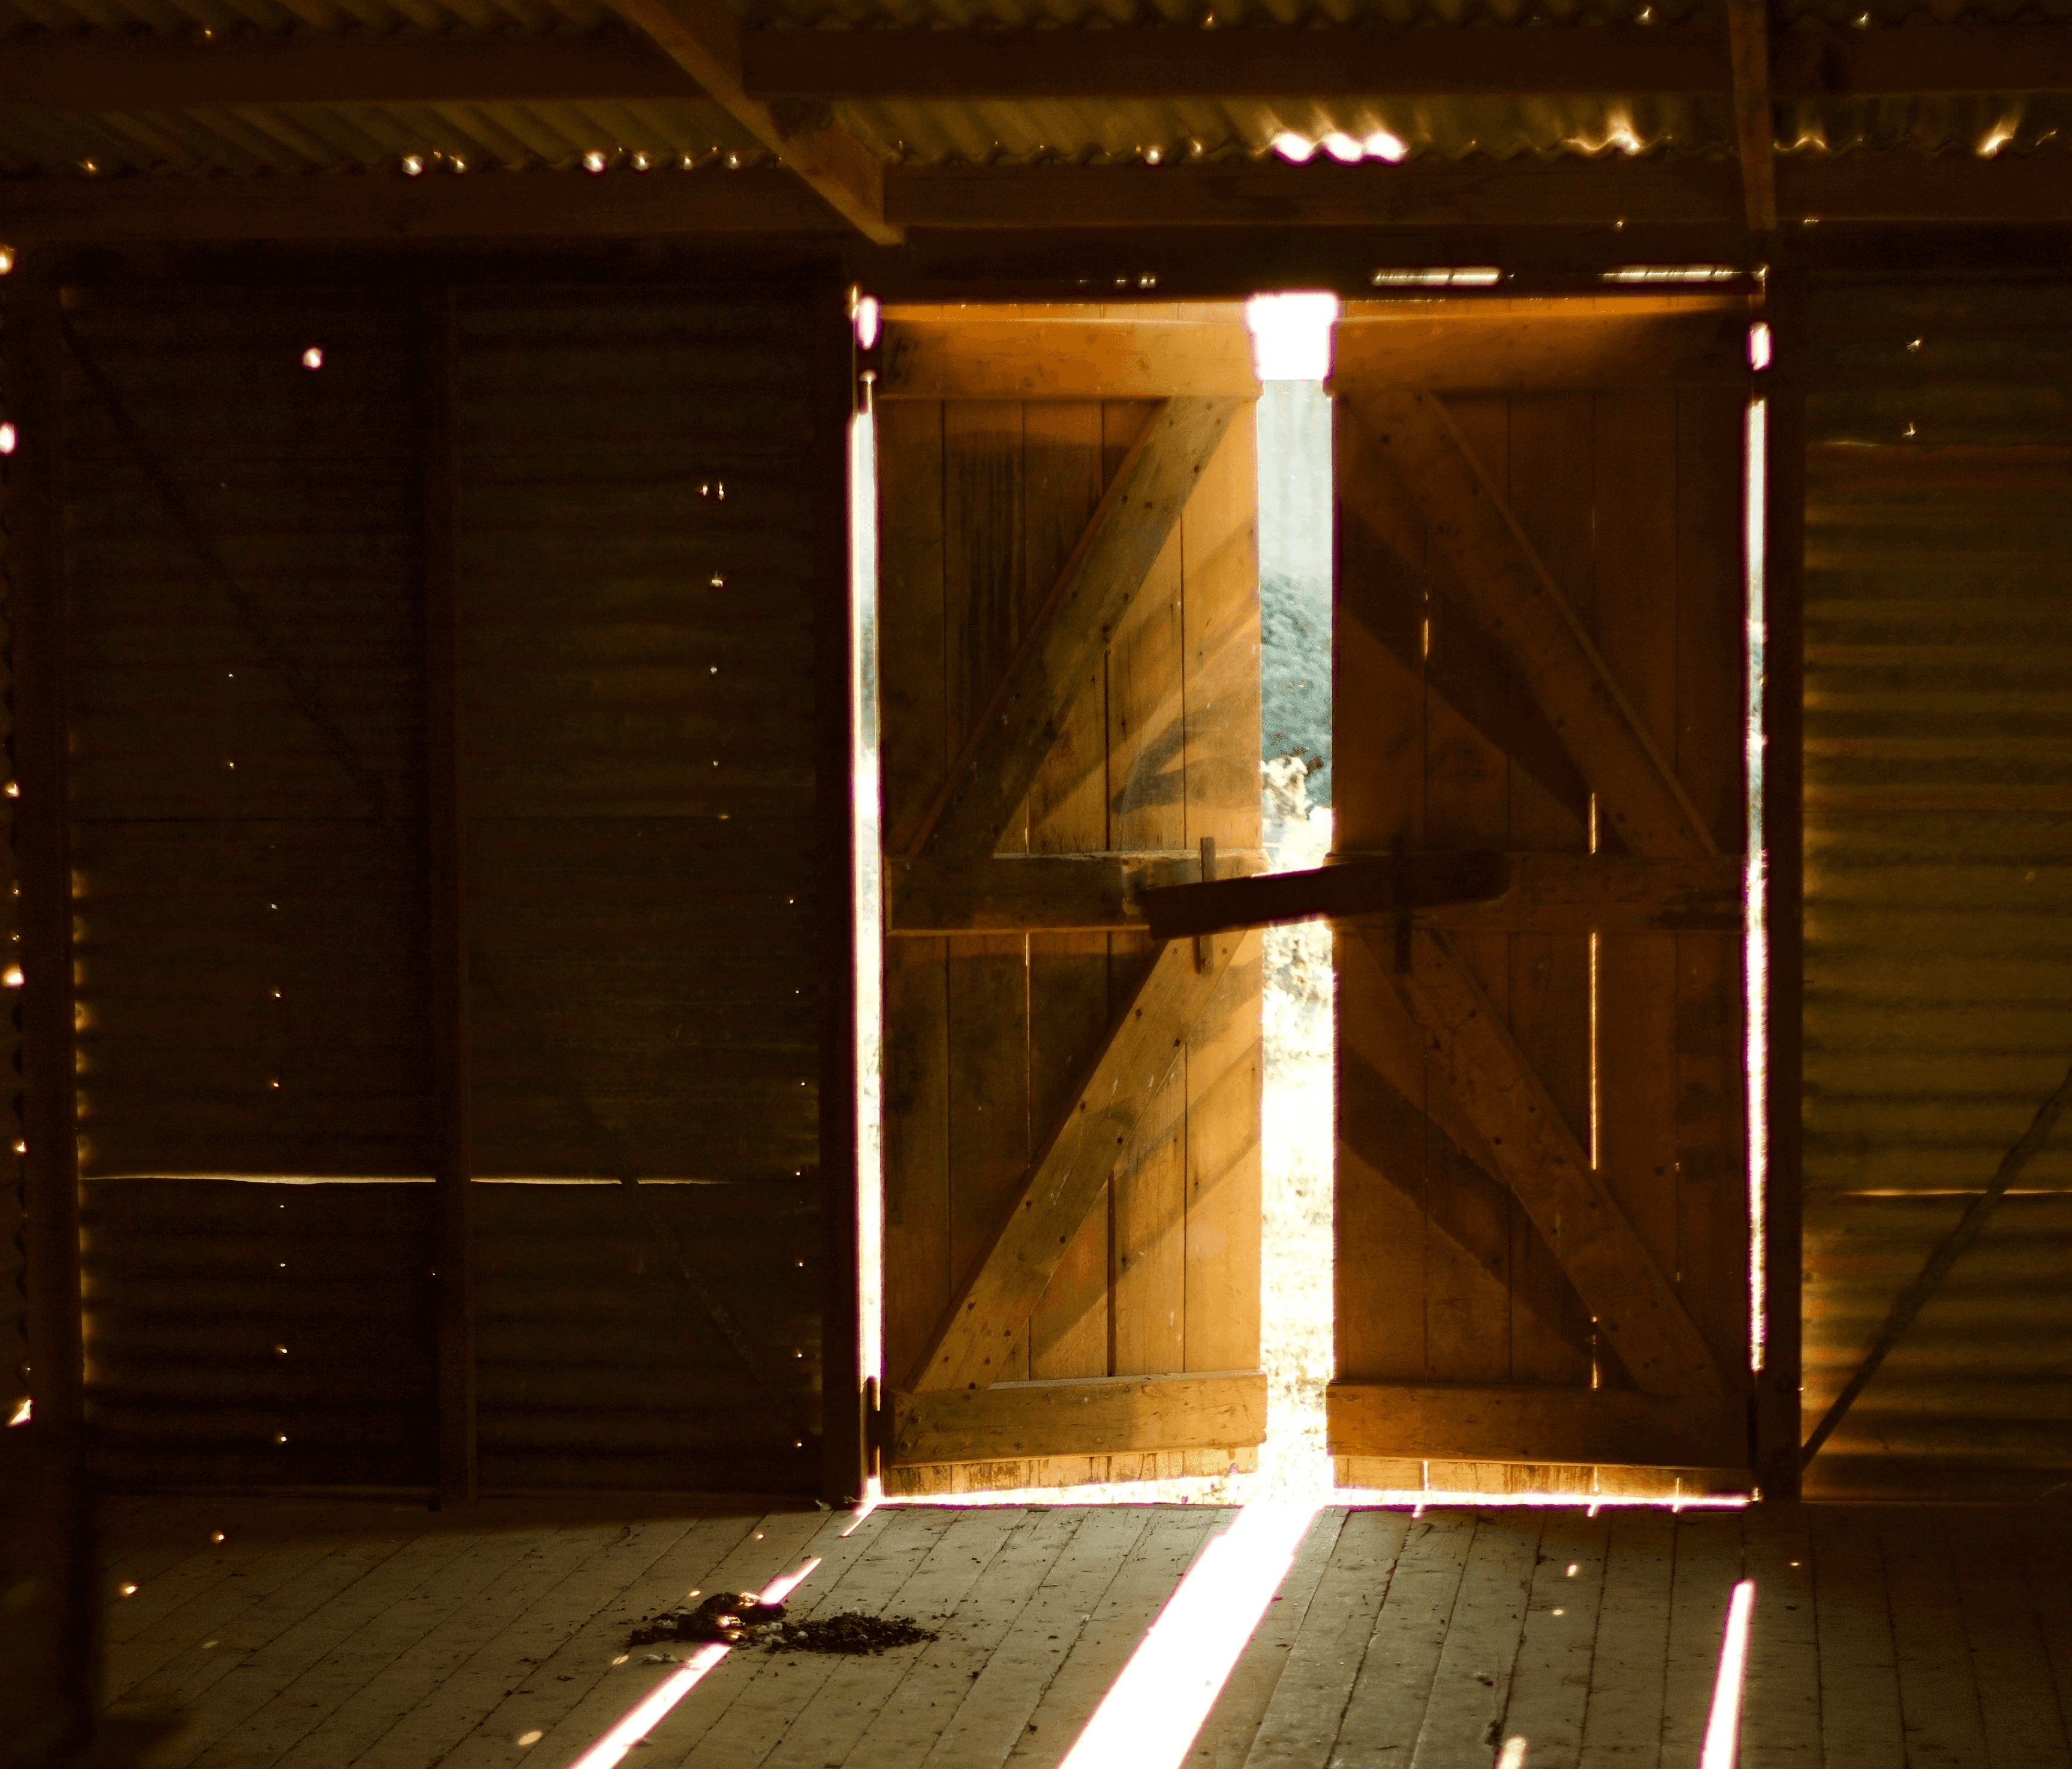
61,275 -> 838,1494
1802,282 -> 2072,1502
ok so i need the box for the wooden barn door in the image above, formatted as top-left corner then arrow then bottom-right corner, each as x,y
1328,300 -> 1756,1494
873,310 -> 1267,1496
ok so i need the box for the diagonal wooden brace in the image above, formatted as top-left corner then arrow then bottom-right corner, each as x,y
911,395 -> 1244,867
909,929 -> 1246,1392
1366,923 -> 1727,1399
1351,390 -> 1718,861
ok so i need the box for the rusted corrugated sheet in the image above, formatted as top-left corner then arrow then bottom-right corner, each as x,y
1802,281 -> 2072,1500
80,1180 -> 437,1490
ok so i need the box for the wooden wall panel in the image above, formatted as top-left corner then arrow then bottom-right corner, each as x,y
878,366 -> 1262,1486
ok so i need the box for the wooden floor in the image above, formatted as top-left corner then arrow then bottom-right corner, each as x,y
100,1494 -> 2072,1769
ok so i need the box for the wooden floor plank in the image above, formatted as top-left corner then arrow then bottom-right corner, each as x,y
2030,1522 -> 2072,1768
1492,1509 -> 1612,1769
1944,1511 -> 2072,1769
1241,1509 -> 1411,1769
146,1528 -> 435,1768
531,1510 -> 869,1769
107,1531 -> 368,1702
1809,1507 -> 1904,1769
1739,1504 -> 1820,1768
432,1515 -> 760,1769
1658,1511 -> 1745,1767
1333,1508 -> 1478,1765
661,1509 -> 963,1767
1881,1509 -> 1990,1769
761,1509 -> 1035,1769
1003,1507 -> 1229,1767
840,1507 -> 1089,1769
1191,1509 -> 1350,1769
920,1505 -> 1156,1769
1408,1510 -> 1541,1769
1577,1506 -> 1677,1767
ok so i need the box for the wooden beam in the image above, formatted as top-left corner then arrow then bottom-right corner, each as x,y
909,396 -> 1242,868
1727,0 -> 1778,231
423,287 -> 475,1509
1782,154 -> 2072,225
1144,853 -> 1742,940
1347,390 -> 1718,859
746,23 -> 1729,98
1143,852 -> 1509,941
1771,21 -> 2072,97
889,1371 -> 1266,1465
879,318 -> 1260,401
909,931 -> 1245,1391
887,160 -> 1743,231
0,168 -> 842,242
886,849 -> 1266,936
601,0 -> 898,243
1327,1379 -> 1745,1469
1366,925 -> 1726,1398
0,28 -> 697,107
1334,308 -> 1751,392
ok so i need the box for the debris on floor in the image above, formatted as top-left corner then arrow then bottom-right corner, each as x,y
762,1612 -> 940,1656
627,1592 -> 788,1647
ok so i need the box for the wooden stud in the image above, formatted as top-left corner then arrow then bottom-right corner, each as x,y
879,320 -> 1260,402
814,282 -> 863,1506
1333,308 -> 1752,392
1760,260 -> 1808,1498
1727,0 -> 1779,232
422,285 -> 475,1508
3,258 -> 98,1763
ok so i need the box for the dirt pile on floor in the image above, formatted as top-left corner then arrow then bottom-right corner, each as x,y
762,1612 -> 939,1656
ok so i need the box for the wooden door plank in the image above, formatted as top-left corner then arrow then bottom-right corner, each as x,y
880,321 -> 1261,402
1023,399 -> 1108,853
1239,1509 -> 1412,1769
1738,1503 -> 1820,1769
916,397 -> 1242,867
1592,387 -> 1686,1356
433,1508 -> 766,1769
1808,1508 -> 1904,1769
1326,1382 -> 1742,1469
1345,390 -> 1716,862
1002,1508 -> 1226,1764
1185,937 -> 1263,1375
1660,1511 -> 1746,1767
841,1506 -> 1088,1767
884,936 -> 954,1395
1943,1511 -> 2068,1769
1576,1507 -> 1676,1766
258,1518 -> 700,1769
910,931 -> 1243,1394
893,1372 -> 1266,1466
1407,1511 -> 1541,1768
877,398 -> 950,859
920,1506 -> 1154,1769
1333,311 -> 1749,393
1335,1507 -> 1478,1761
1113,1027 -> 1188,1379
663,1509 -> 960,1766
1494,1508 -> 1613,1769
1191,1509 -> 1350,1769
1369,925 -> 1724,1399
755,1509 -> 1034,1769
528,1510 -> 861,1768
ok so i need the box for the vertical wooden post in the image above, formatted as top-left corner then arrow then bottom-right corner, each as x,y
1756,255 -> 1807,1499
4,262 -> 97,1752
815,278 -> 865,1506
423,285 -> 475,1506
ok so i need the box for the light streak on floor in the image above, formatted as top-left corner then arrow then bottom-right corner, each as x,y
1052,1502 -> 1321,1769
1699,1579 -> 1757,1769
561,1554 -> 826,1769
